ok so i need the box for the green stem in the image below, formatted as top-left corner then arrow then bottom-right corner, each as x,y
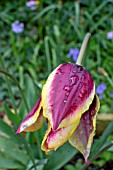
76,33 -> 91,65
0,58 -> 17,114
18,135 -> 37,170
0,68 -> 29,112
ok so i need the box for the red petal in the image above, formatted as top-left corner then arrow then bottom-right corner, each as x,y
41,122 -> 77,152
16,96 -> 44,133
69,95 -> 100,160
42,63 -> 95,131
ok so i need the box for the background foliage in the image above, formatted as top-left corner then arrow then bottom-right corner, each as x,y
0,0 -> 113,169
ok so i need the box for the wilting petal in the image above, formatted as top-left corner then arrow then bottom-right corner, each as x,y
41,121 -> 79,153
42,63 -> 95,131
69,95 -> 100,162
16,97 -> 44,133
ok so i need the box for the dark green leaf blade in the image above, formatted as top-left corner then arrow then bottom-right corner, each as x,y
43,142 -> 77,170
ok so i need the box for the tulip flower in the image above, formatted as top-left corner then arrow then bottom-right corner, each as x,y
16,63 -> 100,163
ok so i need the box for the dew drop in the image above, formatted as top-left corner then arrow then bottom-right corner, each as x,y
64,85 -> 71,92
91,111 -> 95,116
65,91 -> 70,96
84,116 -> 87,120
80,88 -> 87,97
80,86 -> 85,92
56,68 -> 62,75
51,90 -> 55,94
70,77 -> 76,85
72,70 -> 76,73
87,120 -> 90,124
70,76 -> 79,86
64,99 -> 67,103
79,130 -> 83,135
90,127 -> 92,131
78,92 -> 83,98
82,75 -> 85,79
77,66 -> 84,72
22,124 -> 27,130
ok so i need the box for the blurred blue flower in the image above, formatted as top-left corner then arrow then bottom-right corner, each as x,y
26,0 -> 37,10
107,31 -> 113,39
96,83 -> 107,95
110,93 -> 113,98
67,48 -> 79,62
11,21 -> 24,34
98,94 -> 103,100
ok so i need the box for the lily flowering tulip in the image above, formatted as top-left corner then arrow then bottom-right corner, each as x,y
16,63 -> 100,162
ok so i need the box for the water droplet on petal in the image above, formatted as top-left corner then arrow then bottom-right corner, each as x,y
78,93 -> 83,98
72,70 -> 76,73
70,76 -> 79,86
64,85 -> 72,92
91,111 -> 95,116
87,120 -> 90,124
77,66 -> 84,72
79,130 -> 83,135
90,127 -> 93,130
65,91 -> 70,96
51,90 -> 55,94
81,88 -> 87,94
64,100 -> 67,103
56,68 -> 62,75
22,124 -> 27,130
64,85 -> 70,91
82,75 -> 86,80
84,116 -> 87,120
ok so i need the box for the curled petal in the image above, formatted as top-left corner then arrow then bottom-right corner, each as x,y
42,63 -> 95,131
41,121 -> 79,153
69,95 -> 100,162
16,97 -> 44,133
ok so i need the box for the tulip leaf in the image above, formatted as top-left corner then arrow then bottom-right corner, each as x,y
4,103 -> 21,126
0,135 -> 29,166
0,117 -> 22,146
18,76 -> 39,121
91,120 -> 113,156
24,75 -> 37,109
0,118 -> 16,139
43,142 -> 77,170
28,159 -> 48,170
0,158 -> 25,169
